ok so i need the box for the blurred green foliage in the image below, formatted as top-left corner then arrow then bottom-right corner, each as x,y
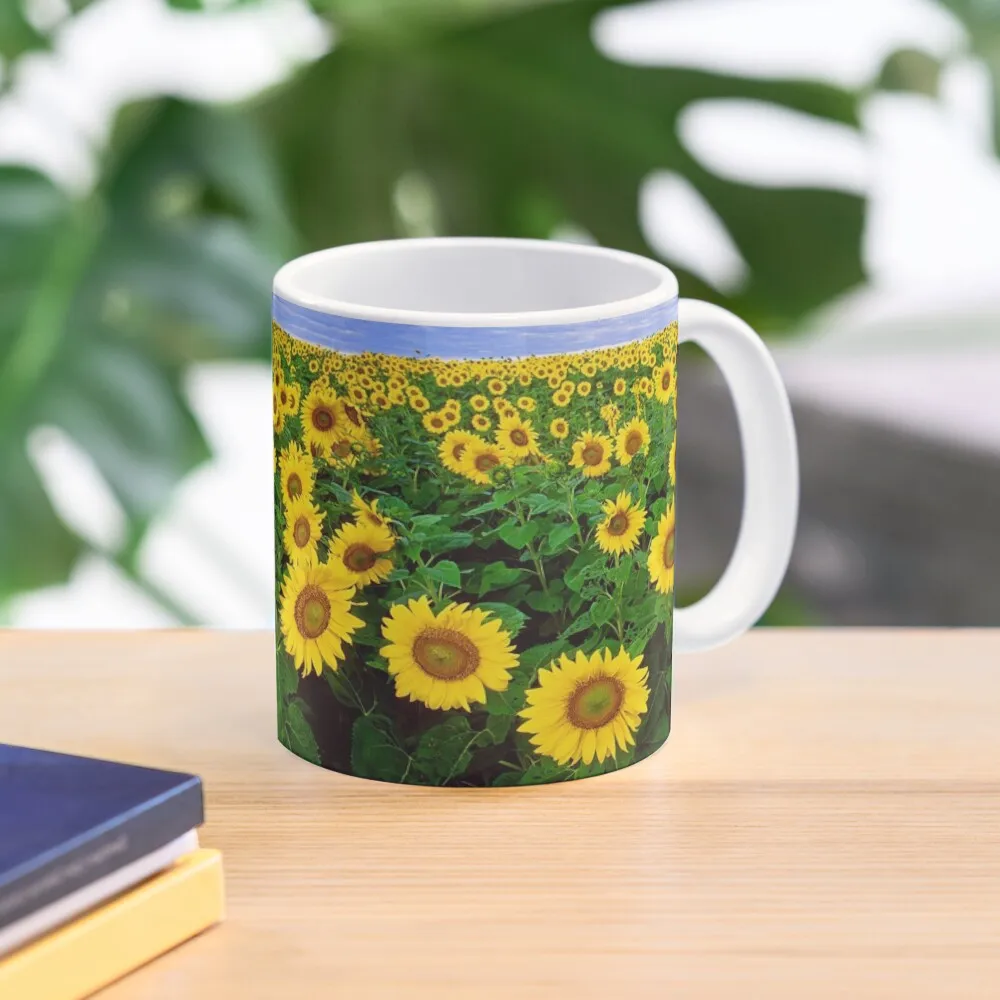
0,0 -> 980,611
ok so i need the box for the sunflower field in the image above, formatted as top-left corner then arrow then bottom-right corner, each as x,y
272,321 -> 677,786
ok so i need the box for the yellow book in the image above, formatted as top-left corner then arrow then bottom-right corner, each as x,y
0,849 -> 224,1000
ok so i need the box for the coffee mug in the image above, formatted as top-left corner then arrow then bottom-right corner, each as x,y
271,238 -> 797,786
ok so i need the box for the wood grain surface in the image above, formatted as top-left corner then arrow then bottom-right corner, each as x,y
0,629 -> 997,999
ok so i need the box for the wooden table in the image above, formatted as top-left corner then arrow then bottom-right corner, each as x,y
1,630 -> 997,998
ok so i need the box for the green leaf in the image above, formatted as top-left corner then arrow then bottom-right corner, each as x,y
541,521 -> 578,555
0,4 -> 49,61
423,530 -> 475,555
524,589 -> 565,613
522,492 -> 566,515
283,700 -> 322,765
564,549 -> 604,593
518,757 -> 570,786
590,597 -> 616,627
260,0 -> 865,332
276,649 -> 299,703
410,513 -> 447,528
0,100 -> 291,606
351,715 -> 410,782
479,601 -> 528,638
424,559 -> 462,588
483,712 -> 513,745
519,640 -> 565,670
497,520 -> 538,549
477,560 -> 530,595
560,609 -> 593,639
412,716 -> 480,784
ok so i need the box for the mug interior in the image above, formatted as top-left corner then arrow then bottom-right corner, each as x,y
273,238 -> 677,325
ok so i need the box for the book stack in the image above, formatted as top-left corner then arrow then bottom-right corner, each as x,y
0,744 -> 224,1000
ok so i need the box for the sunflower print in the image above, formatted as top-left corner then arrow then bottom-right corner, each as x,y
518,648 -> 650,765
647,502 -> 676,596
595,492 -> 647,556
380,597 -> 518,711
279,560 -> 362,676
328,519 -> 395,588
283,496 -> 325,565
569,431 -> 614,478
615,417 -> 651,466
439,429 -> 476,476
272,317 -> 679,785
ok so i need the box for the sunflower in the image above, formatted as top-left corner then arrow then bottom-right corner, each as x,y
569,431 -> 613,478
550,417 -> 569,440
422,410 -> 450,435
410,394 -> 430,413
580,361 -> 598,378
487,378 -> 507,395
381,597 -> 518,711
577,380 -> 592,397
638,376 -> 654,398
518,647 -> 649,765
308,359 -> 320,374
613,377 -> 627,396
406,384 -> 422,398
439,429 -> 476,476
668,436 -> 676,484
600,402 -> 620,434
517,396 -> 536,412
595,492 -> 647,556
442,404 -> 461,427
560,380 -> 576,396
328,438 -> 358,468
352,490 -> 392,533
279,560 -> 362,676
283,496 -> 325,564
302,385 -> 347,457
470,394 -> 490,413
459,437 -> 510,484
435,372 -> 451,388
647,503 -> 676,595
615,418 -> 651,466
547,374 -> 562,389
283,382 -> 302,416
552,389 -> 571,408
328,520 -> 394,588
278,441 -> 315,506
653,360 -> 676,405
372,392 -> 391,410
471,413 -> 492,432
495,412 -> 539,459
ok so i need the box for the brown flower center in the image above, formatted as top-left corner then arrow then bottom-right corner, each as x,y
509,428 -> 529,448
607,512 -> 630,537
343,543 -> 378,573
343,403 -> 363,428
451,443 -> 467,461
293,517 -> 311,548
294,584 -> 330,640
412,628 -> 480,680
624,431 -> 643,456
474,452 -> 500,473
332,440 -> 353,459
312,405 -> 336,432
286,473 -> 302,499
581,442 -> 604,466
568,676 -> 624,729
663,526 -> 675,570
661,368 -> 672,391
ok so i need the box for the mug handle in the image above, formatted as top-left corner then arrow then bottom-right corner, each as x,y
673,299 -> 799,653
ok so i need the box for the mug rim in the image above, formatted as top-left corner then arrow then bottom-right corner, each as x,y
273,237 -> 679,329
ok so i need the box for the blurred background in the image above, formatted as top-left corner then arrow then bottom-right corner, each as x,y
1,0 -> 998,628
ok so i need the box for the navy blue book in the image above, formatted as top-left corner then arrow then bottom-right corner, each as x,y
0,744 -> 203,932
